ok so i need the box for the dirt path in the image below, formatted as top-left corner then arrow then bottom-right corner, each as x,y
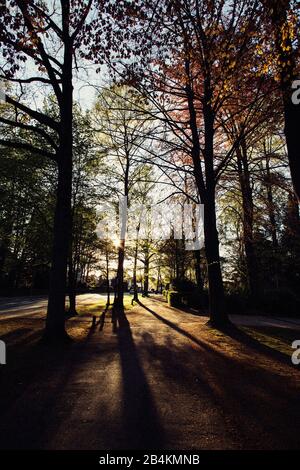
0,296 -> 300,450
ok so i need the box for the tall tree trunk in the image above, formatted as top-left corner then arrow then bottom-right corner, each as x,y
67,251 -> 77,316
68,286 -> 76,315
114,151 -> 129,318
85,258 -> 91,284
265,153 -> 278,249
45,155 -> 72,340
132,237 -> 139,304
156,264 -> 161,293
194,249 -> 204,292
143,246 -> 150,297
185,59 -> 228,326
44,11 -> 73,341
236,140 -> 258,297
263,147 -> 280,287
185,59 -> 229,327
113,239 -> 128,328
143,261 -> 149,296
203,189 -> 227,326
268,0 -> 300,201
203,88 -> 228,327
115,239 -> 125,308
105,243 -> 110,307
283,98 -> 300,202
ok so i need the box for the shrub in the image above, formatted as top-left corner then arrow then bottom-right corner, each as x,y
185,289 -> 209,309
162,289 -> 168,299
171,279 -> 196,292
224,288 -> 300,317
259,289 -> 300,317
225,293 -> 248,315
168,290 -> 182,307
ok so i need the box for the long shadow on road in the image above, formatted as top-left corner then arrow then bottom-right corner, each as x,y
137,300 -> 300,449
138,301 -> 295,367
115,307 -> 165,449
2,299 -> 299,450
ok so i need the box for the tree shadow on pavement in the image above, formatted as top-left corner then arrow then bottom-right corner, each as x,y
137,304 -> 300,449
138,301 -> 295,368
115,305 -> 165,449
150,295 -> 208,317
0,319 -> 99,449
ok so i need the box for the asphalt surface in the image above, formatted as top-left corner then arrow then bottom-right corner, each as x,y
0,293 -> 299,329
0,295 -> 300,450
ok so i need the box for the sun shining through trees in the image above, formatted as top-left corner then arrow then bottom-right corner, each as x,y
112,237 -> 121,249
0,0 -> 300,458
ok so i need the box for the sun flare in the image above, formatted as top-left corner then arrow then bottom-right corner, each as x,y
111,236 -> 121,248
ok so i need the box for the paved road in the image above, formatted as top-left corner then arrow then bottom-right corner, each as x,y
0,294 -> 109,320
230,313 -> 300,330
0,296 -> 300,450
1,293 -> 299,330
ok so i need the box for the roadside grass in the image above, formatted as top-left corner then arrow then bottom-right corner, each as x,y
0,295 -> 135,347
203,323 -> 296,358
240,326 -> 297,357
158,294 -> 298,358
74,294 -> 134,318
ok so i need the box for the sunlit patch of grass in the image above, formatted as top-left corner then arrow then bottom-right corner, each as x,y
122,295 -> 135,311
74,294 -> 134,318
241,326 -> 294,357
200,323 -> 296,359
66,322 -> 93,340
76,303 -> 105,317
